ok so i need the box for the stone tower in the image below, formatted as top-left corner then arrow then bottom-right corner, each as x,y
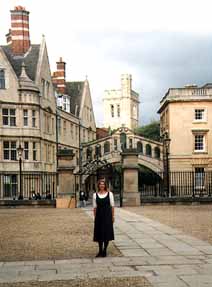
103,74 -> 140,130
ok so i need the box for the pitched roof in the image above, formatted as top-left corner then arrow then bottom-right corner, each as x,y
1,45 -> 40,81
66,81 -> 84,117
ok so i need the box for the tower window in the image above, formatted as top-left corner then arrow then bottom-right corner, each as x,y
117,104 -> 120,117
111,105 -> 114,117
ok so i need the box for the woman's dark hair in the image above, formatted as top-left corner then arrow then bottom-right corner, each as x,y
97,178 -> 107,191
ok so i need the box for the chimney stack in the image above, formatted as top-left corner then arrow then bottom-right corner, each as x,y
52,57 -> 66,94
10,6 -> 31,55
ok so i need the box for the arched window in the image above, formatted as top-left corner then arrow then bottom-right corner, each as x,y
137,141 -> 143,153
0,69 -> 5,89
104,141 -> 110,154
154,147 -> 160,159
146,144 -> 152,157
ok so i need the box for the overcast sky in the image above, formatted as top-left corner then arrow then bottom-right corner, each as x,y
1,0 -> 212,126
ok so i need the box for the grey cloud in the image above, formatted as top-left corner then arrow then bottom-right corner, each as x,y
74,30 -> 212,124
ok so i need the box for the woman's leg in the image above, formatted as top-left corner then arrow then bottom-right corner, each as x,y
96,241 -> 103,257
102,241 -> 109,257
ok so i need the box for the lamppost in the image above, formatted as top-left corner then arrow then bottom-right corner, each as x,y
77,144 -> 83,207
96,143 -> 101,180
163,133 -> 171,197
17,144 -> 24,200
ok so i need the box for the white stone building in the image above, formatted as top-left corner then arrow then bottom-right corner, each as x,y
103,74 -> 140,130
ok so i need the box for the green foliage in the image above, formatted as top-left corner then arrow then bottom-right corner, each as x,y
135,120 -> 160,141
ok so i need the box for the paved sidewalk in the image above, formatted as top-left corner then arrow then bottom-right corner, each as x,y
1,208 -> 212,286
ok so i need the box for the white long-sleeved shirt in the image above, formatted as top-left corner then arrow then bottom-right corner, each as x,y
93,191 -> 115,208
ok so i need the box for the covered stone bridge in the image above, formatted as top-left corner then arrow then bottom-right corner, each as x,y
82,127 -> 163,174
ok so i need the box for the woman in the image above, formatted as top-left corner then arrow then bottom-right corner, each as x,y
93,179 -> 115,257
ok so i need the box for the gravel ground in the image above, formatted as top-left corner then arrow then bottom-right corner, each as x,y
0,208 -> 120,261
126,205 -> 212,244
0,277 -> 152,287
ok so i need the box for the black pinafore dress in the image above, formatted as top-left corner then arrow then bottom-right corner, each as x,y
93,192 -> 114,242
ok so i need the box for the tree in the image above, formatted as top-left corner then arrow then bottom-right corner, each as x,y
135,120 -> 160,141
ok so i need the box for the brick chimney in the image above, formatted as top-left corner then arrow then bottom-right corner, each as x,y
52,57 -> 66,94
10,6 -> 31,55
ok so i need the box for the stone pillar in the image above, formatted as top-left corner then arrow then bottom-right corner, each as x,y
56,150 -> 76,208
122,149 -> 140,206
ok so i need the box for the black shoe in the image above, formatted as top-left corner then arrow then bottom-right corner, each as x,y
102,250 -> 107,257
95,252 -> 102,257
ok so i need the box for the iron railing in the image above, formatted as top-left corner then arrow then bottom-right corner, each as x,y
0,172 -> 57,200
140,171 -> 212,198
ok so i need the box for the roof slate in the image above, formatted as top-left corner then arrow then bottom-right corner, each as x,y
66,81 -> 84,117
1,45 -> 40,81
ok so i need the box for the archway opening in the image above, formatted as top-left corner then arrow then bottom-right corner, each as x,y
138,165 -> 163,197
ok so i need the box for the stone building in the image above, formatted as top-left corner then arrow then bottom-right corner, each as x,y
158,84 -> 212,173
103,74 -> 140,130
0,6 -> 96,199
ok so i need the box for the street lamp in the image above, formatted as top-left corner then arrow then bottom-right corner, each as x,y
163,133 -> 171,197
17,144 -> 24,200
95,144 -> 101,179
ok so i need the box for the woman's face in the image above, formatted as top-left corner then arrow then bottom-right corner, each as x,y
99,181 -> 106,191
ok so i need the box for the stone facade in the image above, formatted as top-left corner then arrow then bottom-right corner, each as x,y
103,74 -> 140,130
0,6 -> 96,199
158,84 -> 212,172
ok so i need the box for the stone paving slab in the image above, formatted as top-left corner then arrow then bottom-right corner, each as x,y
1,208 -> 212,287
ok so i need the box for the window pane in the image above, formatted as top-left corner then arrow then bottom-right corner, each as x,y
10,109 -> 15,116
4,150 -> 9,160
195,135 -> 204,150
11,142 -> 16,149
23,110 -> 28,116
195,167 -> 204,187
4,142 -> 9,149
111,105 -> 114,117
32,118 -> 36,127
195,109 -> 204,120
24,150 -> 29,160
33,142 -> 37,161
33,151 -> 37,161
3,116 -> 8,125
24,142 -> 29,160
11,150 -> 17,160
2,109 -> 8,115
24,118 -> 28,126
10,117 -> 16,126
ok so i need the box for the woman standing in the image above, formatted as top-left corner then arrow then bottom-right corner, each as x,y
93,179 -> 115,257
